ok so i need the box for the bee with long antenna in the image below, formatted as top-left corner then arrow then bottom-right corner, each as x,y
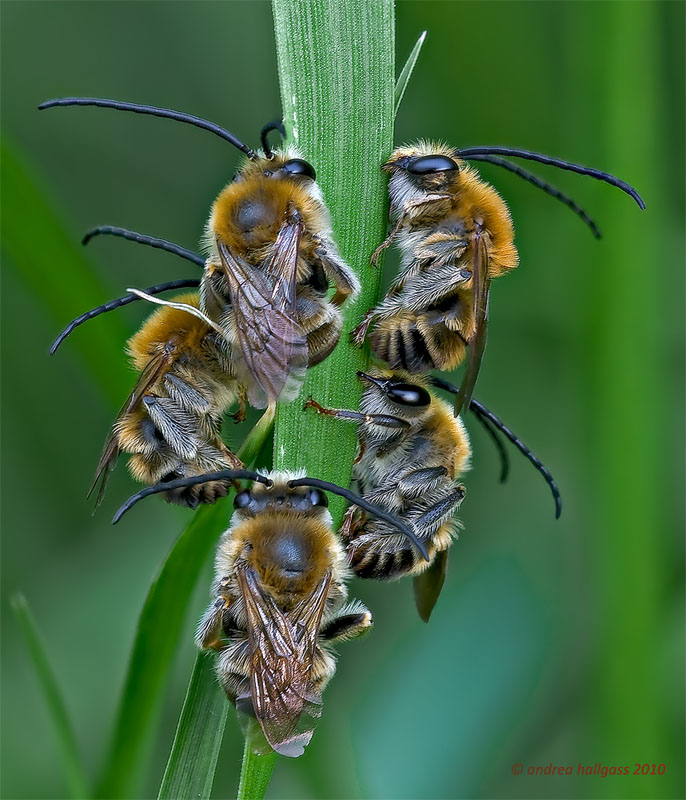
113,468 -> 427,757
306,369 -> 561,621
39,99 -> 360,406
352,140 -> 645,414
90,292 -> 244,507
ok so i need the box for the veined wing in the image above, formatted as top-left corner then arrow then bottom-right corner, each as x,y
217,234 -> 307,407
452,221 -> 491,417
236,564 -> 331,757
88,349 -> 171,506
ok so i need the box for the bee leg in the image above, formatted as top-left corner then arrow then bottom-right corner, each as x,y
397,467 -> 450,499
196,596 -> 229,651
304,399 -> 409,430
320,601 -> 373,642
370,215 -> 405,266
230,385 -> 248,424
410,485 -> 467,536
313,234 -> 361,305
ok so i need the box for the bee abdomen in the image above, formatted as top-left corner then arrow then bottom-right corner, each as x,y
370,319 -> 436,372
349,540 -> 423,580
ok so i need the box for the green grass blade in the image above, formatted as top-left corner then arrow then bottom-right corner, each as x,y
95,501 -> 228,798
10,593 -> 90,799
157,653 -> 228,800
95,417 -> 274,798
272,0 -> 395,524
236,734 -> 276,800
394,30 -> 427,118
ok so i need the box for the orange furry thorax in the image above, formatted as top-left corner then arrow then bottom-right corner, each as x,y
210,177 -> 323,257
232,512 -> 339,601
126,293 -> 209,371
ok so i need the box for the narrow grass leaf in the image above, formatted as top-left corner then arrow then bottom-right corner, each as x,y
96,418 -> 274,798
11,593 -> 90,799
394,31 -> 427,118
157,653 -> 228,800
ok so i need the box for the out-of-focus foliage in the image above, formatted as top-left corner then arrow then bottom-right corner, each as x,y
1,2 -> 683,799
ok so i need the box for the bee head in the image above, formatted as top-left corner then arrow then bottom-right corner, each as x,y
357,370 -> 432,419
233,472 -> 330,518
383,142 -> 461,211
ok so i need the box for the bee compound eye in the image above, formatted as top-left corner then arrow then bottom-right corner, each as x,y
386,383 -> 431,407
282,158 -> 316,180
233,489 -> 253,509
407,155 -> 459,174
306,488 -> 328,508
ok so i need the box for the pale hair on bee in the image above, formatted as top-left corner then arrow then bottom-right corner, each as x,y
112,468 -> 426,757
306,368 -> 563,621
40,98 -> 360,411
353,137 -> 645,415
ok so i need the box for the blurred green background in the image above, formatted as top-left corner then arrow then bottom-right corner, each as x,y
1,1 -> 683,798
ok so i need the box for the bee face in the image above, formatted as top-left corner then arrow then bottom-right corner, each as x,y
357,370 -> 432,419
383,142 -> 462,207
233,478 -> 330,518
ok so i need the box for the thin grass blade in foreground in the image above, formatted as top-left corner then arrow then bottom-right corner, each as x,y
394,31 -> 427,119
11,593 -> 89,799
157,654 -> 228,800
154,410 -> 275,799
97,411 -> 274,799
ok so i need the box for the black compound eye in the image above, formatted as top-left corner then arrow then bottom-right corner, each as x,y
282,158 -> 316,180
407,155 -> 458,175
233,489 -> 253,509
386,383 -> 431,407
306,488 -> 328,508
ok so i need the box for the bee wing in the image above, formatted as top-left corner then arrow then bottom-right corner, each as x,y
452,226 -> 491,417
413,548 -> 448,622
88,350 -> 170,506
236,564 -> 331,758
217,223 -> 307,407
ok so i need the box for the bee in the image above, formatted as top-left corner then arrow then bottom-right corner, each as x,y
306,369 -> 562,621
90,292 -> 244,507
352,140 -> 645,414
39,98 -> 360,406
113,468 -> 426,756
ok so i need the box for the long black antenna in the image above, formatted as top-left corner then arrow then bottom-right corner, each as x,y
431,377 -> 562,518
469,411 -> 510,483
260,120 -> 286,159
466,154 -> 602,238
113,470 -> 272,523
82,226 -> 205,268
50,278 -> 201,355
39,97 -> 257,159
459,146 -> 645,210
287,477 -> 429,561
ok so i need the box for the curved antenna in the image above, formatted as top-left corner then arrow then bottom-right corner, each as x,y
260,120 -> 286,159
113,470 -> 272,524
431,377 -> 562,519
82,226 -> 205,268
287,477 -> 429,561
39,97 -> 257,159
459,146 -> 645,210
469,411 -> 510,483
50,278 -> 201,355
466,154 -> 601,238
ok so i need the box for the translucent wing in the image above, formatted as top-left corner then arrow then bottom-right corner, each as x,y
452,222 -> 491,417
88,349 -> 171,506
216,214 -> 307,407
413,548 -> 448,622
236,564 -> 331,757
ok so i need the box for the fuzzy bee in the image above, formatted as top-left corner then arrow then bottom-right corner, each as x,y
113,468 -> 427,757
306,369 -> 562,620
88,293 -> 244,507
40,98 -> 359,407
352,140 -> 645,414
